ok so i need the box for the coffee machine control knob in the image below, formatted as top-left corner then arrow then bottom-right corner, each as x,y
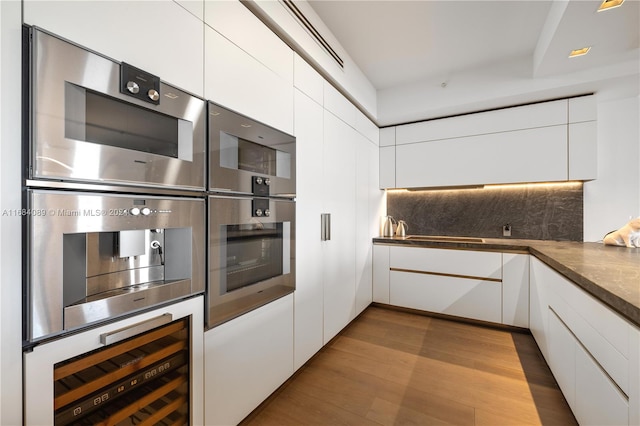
126,81 -> 140,94
255,208 -> 263,217
264,178 -> 271,186
148,89 -> 160,102
130,207 -> 141,216
255,177 -> 263,185
141,207 -> 151,216
264,209 -> 271,217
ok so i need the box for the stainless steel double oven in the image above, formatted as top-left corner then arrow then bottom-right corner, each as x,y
207,102 -> 296,327
24,27 -> 207,344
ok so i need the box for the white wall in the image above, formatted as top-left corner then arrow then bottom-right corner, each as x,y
0,0 -> 24,423
584,96 -> 640,242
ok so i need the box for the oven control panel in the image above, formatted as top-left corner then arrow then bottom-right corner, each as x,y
252,176 -> 270,197
252,198 -> 270,217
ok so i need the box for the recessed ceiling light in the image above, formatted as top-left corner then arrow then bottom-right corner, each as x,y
569,47 -> 591,58
598,0 -> 624,12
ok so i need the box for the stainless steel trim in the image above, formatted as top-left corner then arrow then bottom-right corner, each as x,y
25,179 -> 206,197
99,313 -> 173,345
86,266 -> 165,297
65,279 -> 190,331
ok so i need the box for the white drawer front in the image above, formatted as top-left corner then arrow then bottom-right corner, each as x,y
390,246 -> 502,279
390,270 -> 502,323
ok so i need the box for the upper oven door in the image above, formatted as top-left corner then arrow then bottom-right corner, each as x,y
207,195 -> 295,328
28,28 -> 206,190
208,102 -> 296,197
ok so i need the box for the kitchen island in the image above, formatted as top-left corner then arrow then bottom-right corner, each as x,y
373,237 -> 640,328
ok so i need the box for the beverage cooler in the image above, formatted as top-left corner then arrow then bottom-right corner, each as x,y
23,297 -> 204,426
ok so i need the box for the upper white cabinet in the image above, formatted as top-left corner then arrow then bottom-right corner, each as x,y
294,54 -> 323,105
204,26 -> 294,134
395,99 -> 567,145
204,0 -> 293,82
23,0 -> 204,97
396,125 -> 568,188
176,0 -> 205,21
381,96 -> 597,189
568,95 -> 597,181
203,0 -> 294,134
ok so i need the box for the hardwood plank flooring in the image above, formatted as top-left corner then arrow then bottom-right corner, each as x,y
241,306 -> 577,425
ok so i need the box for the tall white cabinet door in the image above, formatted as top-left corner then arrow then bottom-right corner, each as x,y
322,111 -> 357,344
355,134 -> 374,316
293,89 -> 325,370
23,0 -> 204,97
529,258 -> 551,361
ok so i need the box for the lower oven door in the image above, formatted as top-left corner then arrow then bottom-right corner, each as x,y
207,195 -> 295,328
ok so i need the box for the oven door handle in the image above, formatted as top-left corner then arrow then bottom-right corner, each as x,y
100,313 -> 173,345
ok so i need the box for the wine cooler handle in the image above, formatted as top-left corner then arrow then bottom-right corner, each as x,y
100,313 -> 173,345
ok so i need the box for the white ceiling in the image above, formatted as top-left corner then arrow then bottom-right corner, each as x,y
307,0 -> 640,124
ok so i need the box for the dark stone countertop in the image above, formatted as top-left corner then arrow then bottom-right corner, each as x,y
373,236 -> 640,328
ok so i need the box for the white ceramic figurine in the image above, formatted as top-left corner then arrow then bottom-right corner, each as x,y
603,217 -> 640,248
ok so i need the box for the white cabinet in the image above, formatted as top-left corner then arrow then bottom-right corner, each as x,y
355,133 -> 380,315
379,146 -> 396,189
391,270 -> 503,323
23,0 -> 204,97
294,71 -> 380,359
548,309 -> 577,409
204,295 -> 294,426
204,0 -> 292,82
395,99 -> 568,145
322,110 -> 357,343
377,245 -> 529,326
204,26 -> 294,135
575,342 -> 629,426
530,257 -> 638,425
568,95 -> 597,181
382,96 -> 597,189
373,245 -> 391,303
502,254 -> 529,328
386,246 -> 505,323
24,296 -> 205,426
395,125 -> 568,188
294,54 -> 323,105
293,89 -> 324,370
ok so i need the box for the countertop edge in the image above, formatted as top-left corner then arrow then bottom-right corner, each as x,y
373,237 -> 640,328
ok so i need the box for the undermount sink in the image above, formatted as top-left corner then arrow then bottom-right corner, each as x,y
405,235 -> 485,243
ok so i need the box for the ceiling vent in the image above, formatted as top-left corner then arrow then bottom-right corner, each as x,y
282,0 -> 344,68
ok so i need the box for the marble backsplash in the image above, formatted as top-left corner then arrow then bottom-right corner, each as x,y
386,183 -> 584,241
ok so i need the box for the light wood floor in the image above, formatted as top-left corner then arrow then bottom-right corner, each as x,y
241,306 -> 577,425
